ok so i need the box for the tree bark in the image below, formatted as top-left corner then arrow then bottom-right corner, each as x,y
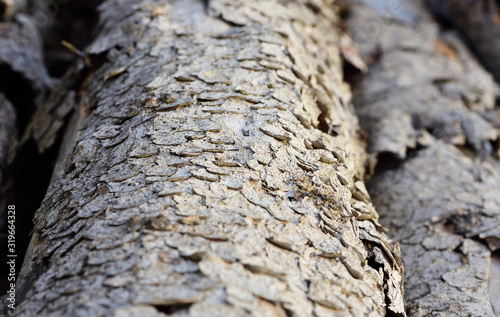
14,0 -> 405,316
343,0 -> 500,316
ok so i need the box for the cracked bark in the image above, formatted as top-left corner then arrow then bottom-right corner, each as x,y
343,0 -> 500,316
13,0 -> 405,316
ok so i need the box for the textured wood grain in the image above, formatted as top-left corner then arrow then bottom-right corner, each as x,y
343,0 -> 500,316
15,0 -> 405,316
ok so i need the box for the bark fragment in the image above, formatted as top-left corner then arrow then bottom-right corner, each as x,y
15,0 -> 405,316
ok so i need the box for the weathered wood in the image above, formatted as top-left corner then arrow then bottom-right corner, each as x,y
343,0 -> 500,316
15,0 -> 405,316
427,0 -> 500,82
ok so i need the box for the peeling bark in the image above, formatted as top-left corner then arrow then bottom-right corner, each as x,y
343,0 -> 500,316
14,0 -> 405,316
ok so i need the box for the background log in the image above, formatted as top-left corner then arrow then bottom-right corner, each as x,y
343,0 -> 500,315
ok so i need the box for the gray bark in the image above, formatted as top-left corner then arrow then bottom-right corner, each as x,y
343,0 -> 500,316
14,0 -> 405,316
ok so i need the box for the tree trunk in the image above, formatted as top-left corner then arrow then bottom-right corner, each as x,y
342,0 -> 500,316
14,0 -> 405,316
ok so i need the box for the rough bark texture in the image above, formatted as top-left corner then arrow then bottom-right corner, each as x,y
343,0 -> 500,316
15,0 -> 405,316
426,0 -> 500,82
